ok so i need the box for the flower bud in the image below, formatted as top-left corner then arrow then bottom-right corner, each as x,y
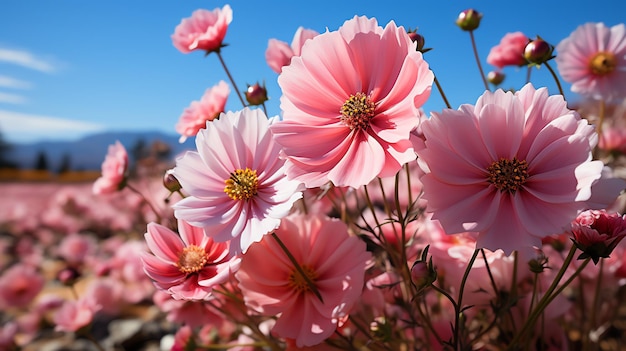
487,71 -> 505,86
456,9 -> 482,31
407,29 -> 426,52
245,82 -> 269,106
163,169 -> 182,193
523,37 -> 554,65
57,267 -> 81,286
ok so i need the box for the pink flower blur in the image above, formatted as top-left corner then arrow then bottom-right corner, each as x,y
142,219 -> 239,300
53,298 -> 99,332
271,16 -> 434,188
0,263 -> 45,309
175,80 -> 230,143
171,5 -> 232,54
93,141 -> 128,195
486,32 -> 529,69
172,108 -> 303,254
415,84 -> 606,255
236,214 -> 371,347
570,209 -> 626,263
265,27 -> 319,74
556,23 -> 626,101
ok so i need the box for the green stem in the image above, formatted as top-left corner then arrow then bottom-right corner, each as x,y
469,30 -> 489,91
544,61 -> 564,97
434,75 -> 452,109
126,183 -> 162,224
454,248 -> 481,350
216,51 -> 246,107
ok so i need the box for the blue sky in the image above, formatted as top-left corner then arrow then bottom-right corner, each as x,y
1,0 -> 624,144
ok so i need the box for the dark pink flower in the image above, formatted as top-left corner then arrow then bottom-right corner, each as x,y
415,84 -> 606,254
93,141 -> 128,195
142,219 -> 240,300
171,5 -> 232,54
236,214 -> 371,347
265,27 -> 319,73
571,209 -> 626,263
271,16 -> 433,188
175,80 -> 230,143
0,263 -> 45,309
487,32 -> 529,69
556,23 -> 626,101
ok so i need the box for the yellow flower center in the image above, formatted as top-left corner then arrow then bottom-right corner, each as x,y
340,92 -> 376,130
288,264 -> 318,293
224,168 -> 259,201
589,51 -> 617,76
176,245 -> 208,274
487,157 -> 529,193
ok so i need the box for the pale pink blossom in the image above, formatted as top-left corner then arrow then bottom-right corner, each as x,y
53,297 -> 100,332
172,108 -> 303,254
93,141 -> 128,195
266,27 -> 319,73
487,32 -> 529,68
142,219 -> 239,300
171,5 -> 232,54
598,125 -> 626,152
416,84 -> 606,254
271,16 -> 433,188
152,290 -> 223,328
556,23 -> 626,101
107,240 -> 155,303
175,80 -> 230,143
236,214 -> 371,347
56,233 -> 97,266
571,209 -> 626,263
0,263 -> 45,309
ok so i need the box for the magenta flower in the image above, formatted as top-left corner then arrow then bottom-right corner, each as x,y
556,22 -> 626,101
570,210 -> 626,264
172,108 -> 303,254
93,141 -> 128,195
171,5 -> 232,54
265,26 -> 319,74
236,214 -> 371,347
271,16 -> 433,188
175,80 -> 230,143
142,219 -> 239,300
415,84 -> 606,254
486,32 -> 529,69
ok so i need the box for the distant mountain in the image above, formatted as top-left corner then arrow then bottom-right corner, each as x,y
5,130 -> 196,171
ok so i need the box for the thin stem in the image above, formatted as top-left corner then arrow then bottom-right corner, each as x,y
126,183 -> 162,224
454,248 -> 481,351
525,65 -> 532,84
434,75 -> 452,109
469,30 -> 489,91
544,61 -> 564,97
216,51 -> 246,107
583,258 -> 604,351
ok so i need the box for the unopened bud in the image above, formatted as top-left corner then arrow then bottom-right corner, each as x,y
163,169 -> 182,193
456,9 -> 482,31
245,82 -> 269,106
407,29 -> 426,52
487,71 -> 505,86
523,37 -> 554,65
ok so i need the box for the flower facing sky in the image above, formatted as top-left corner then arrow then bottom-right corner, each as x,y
265,26 -> 319,74
236,214 -> 371,347
271,16 -> 434,188
416,84 -> 606,254
142,219 -> 239,300
555,22 -> 626,101
172,108 -> 303,254
93,141 -> 128,195
175,80 -> 230,143
171,5 -> 233,54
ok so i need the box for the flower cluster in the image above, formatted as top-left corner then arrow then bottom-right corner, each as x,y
3,4 -> 626,351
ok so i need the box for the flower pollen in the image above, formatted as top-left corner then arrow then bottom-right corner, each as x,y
224,168 -> 259,201
487,157 -> 529,193
340,92 -> 376,130
176,245 -> 208,274
589,51 -> 617,76
288,264 -> 318,293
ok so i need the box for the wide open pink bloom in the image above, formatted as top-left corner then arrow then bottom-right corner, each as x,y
236,214 -> 371,347
175,80 -> 230,143
142,219 -> 240,300
171,5 -> 232,54
416,83 -> 607,255
172,108 -> 303,254
271,16 -> 433,188
556,22 -> 626,101
486,32 -> 529,69
266,27 -> 319,74
93,141 -> 128,195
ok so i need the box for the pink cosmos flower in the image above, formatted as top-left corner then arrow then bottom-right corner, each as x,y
265,27 -> 319,74
236,214 -> 371,347
486,32 -> 529,69
172,108 -> 303,254
53,297 -> 100,332
93,141 -> 128,195
171,5 -> 233,54
271,16 -> 434,188
415,83 -> 606,254
0,263 -> 45,309
56,233 -> 96,266
556,23 -> 626,101
570,209 -> 626,263
142,219 -> 240,300
175,80 -> 230,143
